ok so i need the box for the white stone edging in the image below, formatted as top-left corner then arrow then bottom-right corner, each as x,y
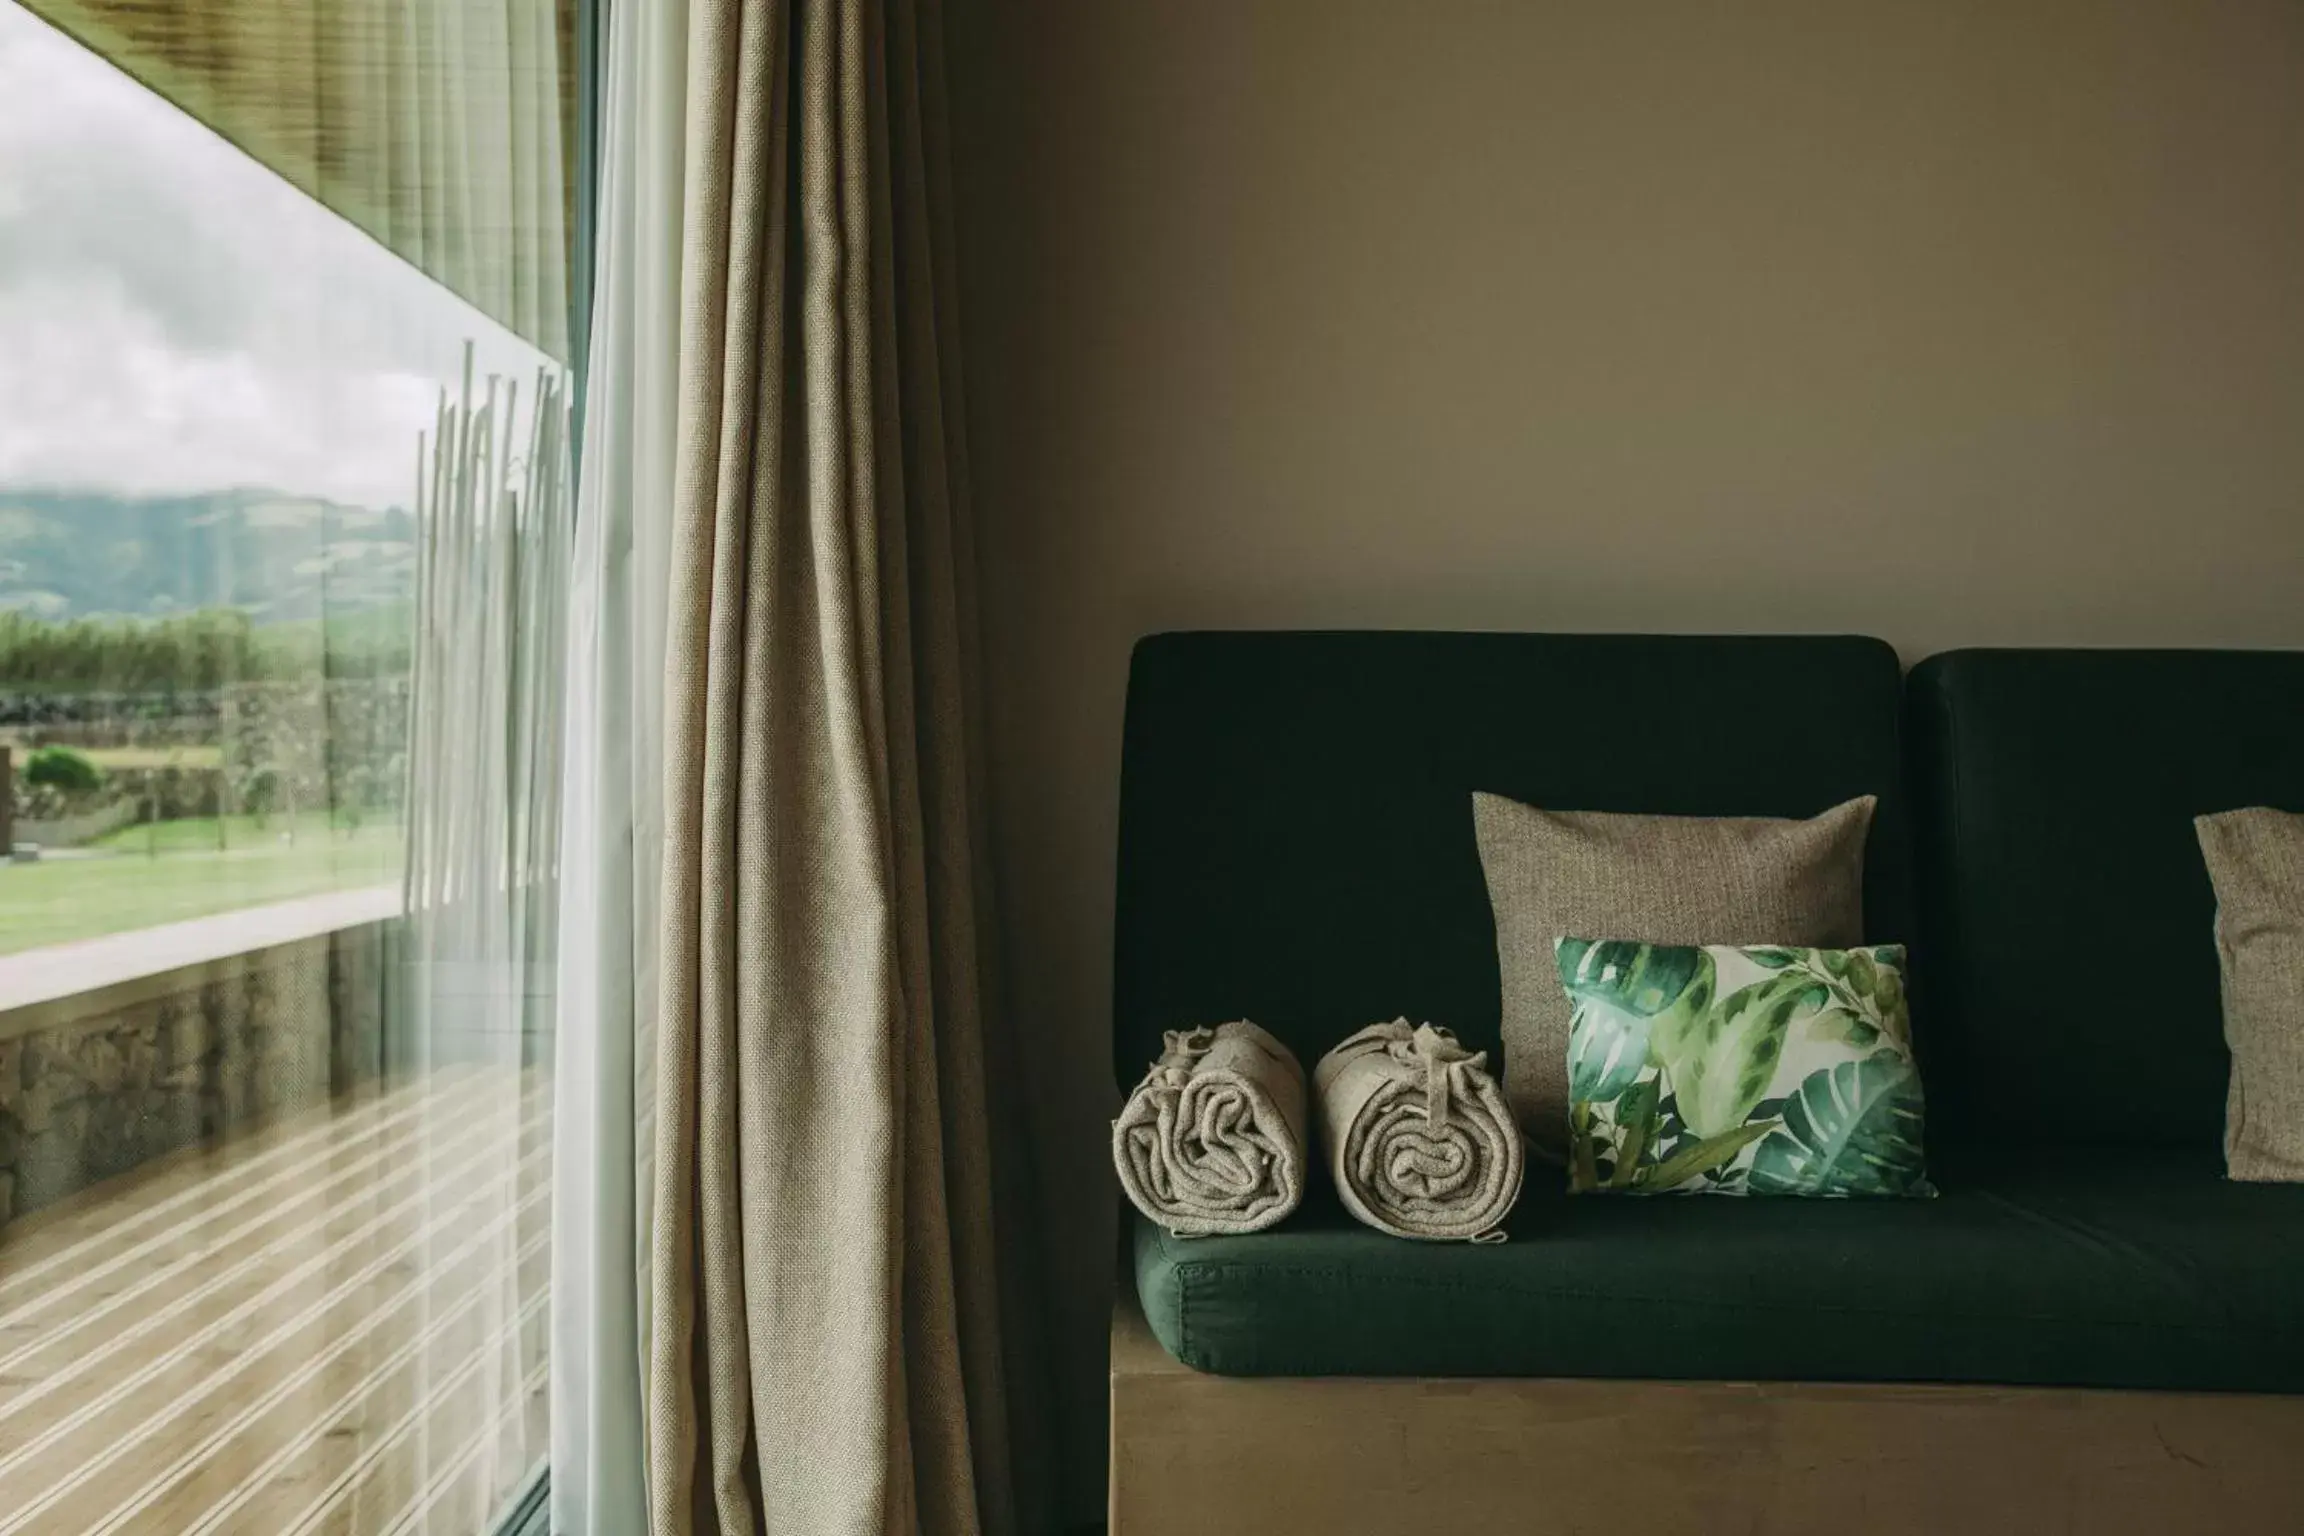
0,885 -> 403,1039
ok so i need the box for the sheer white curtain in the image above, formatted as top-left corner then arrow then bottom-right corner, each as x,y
549,0 -> 687,1527
399,354 -> 572,1526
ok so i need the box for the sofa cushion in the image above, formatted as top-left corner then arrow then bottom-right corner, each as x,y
1906,649 -> 2304,1153
1133,1150 -> 2304,1389
1558,940 -> 1932,1198
2197,807 -> 2304,1181
1476,794 -> 1876,1153
1114,632 -> 1913,1089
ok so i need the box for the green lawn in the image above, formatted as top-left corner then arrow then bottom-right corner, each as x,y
0,813 -> 403,955
86,810 -> 382,854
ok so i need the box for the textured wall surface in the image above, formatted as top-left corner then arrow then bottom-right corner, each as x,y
946,2 -> 2304,1519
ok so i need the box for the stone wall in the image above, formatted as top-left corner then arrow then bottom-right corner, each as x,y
15,799 -> 142,850
0,921 -> 390,1226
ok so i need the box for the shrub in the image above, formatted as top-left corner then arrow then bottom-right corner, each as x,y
0,604 -> 412,692
239,765 -> 284,824
21,745 -> 102,795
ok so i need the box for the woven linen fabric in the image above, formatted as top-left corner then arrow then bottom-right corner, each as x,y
1473,792 -> 1874,1158
1113,1021 -> 1308,1236
646,1 -> 1037,1531
1314,1020 -> 1524,1241
2197,807 -> 2304,1182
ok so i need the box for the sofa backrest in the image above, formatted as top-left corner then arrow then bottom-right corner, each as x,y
1113,631 -> 1913,1087
1907,649 -> 2304,1152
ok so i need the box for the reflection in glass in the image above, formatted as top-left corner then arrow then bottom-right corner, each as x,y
0,1 -> 574,1530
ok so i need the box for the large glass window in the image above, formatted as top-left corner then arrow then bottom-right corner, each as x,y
0,2 -> 577,1530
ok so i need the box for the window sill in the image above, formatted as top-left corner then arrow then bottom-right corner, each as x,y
0,884 -> 404,1039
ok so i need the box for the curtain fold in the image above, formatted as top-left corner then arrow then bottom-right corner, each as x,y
551,0 -> 689,1527
644,1 -> 1027,1531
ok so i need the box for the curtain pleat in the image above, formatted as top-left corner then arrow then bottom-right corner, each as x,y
645,0 -> 1026,1531
551,0 -> 688,1526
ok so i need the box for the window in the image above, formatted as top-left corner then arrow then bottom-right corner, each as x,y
0,2 -> 579,1530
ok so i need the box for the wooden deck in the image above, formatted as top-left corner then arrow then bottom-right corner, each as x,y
0,1067 -> 549,1535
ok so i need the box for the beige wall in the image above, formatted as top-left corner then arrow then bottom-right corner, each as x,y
947,1 -> 2304,1518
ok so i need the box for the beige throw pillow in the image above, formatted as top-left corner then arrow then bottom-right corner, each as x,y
1472,793 -> 1875,1157
2196,807 -> 2304,1182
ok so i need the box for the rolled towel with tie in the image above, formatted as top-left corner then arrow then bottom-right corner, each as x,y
1113,1020 -> 1309,1236
1316,1019 -> 1524,1241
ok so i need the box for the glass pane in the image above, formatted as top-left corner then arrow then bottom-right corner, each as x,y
0,2 -> 574,1531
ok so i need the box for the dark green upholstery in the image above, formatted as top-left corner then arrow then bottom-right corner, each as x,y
1907,649 -> 2304,1153
1135,1151 -> 2304,1387
1118,634 -> 2304,1389
1113,631 -> 1912,1087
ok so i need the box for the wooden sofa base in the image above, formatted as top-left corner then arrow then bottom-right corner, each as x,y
1111,1287 -> 2304,1535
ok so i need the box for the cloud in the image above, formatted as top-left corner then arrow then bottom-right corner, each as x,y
0,3 -> 560,510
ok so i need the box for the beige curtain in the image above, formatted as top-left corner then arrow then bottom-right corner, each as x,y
647,1 -> 1023,1532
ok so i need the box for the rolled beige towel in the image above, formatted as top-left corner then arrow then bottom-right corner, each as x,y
1113,1021 -> 1309,1236
1316,1020 -> 1524,1242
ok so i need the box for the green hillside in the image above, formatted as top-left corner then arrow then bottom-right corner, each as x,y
0,487 -> 416,623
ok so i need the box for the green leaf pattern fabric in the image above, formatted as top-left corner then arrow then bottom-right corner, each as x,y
1558,939 -> 1715,1104
1554,940 -> 1934,1198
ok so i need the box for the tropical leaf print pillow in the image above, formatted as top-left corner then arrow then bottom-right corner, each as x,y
1553,938 -> 1933,1198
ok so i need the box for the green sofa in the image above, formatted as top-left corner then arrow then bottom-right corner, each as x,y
1115,633 -> 2304,1393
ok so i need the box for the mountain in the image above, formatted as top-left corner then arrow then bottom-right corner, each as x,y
0,488 -> 416,623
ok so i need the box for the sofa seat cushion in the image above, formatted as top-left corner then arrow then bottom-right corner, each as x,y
1134,1149 -> 2304,1391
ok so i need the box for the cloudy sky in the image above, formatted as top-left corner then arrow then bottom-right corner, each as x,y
0,2 -> 556,511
